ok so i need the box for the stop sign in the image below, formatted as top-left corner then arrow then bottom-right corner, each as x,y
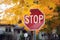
24,9 -> 45,30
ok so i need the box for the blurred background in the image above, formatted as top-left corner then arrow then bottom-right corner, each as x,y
0,0 -> 60,40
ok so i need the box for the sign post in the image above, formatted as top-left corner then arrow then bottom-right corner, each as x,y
33,30 -> 36,40
24,9 -> 45,40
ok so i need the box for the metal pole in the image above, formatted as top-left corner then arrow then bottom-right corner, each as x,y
33,30 -> 36,40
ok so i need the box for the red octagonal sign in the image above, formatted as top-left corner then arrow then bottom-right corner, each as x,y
24,9 -> 45,30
